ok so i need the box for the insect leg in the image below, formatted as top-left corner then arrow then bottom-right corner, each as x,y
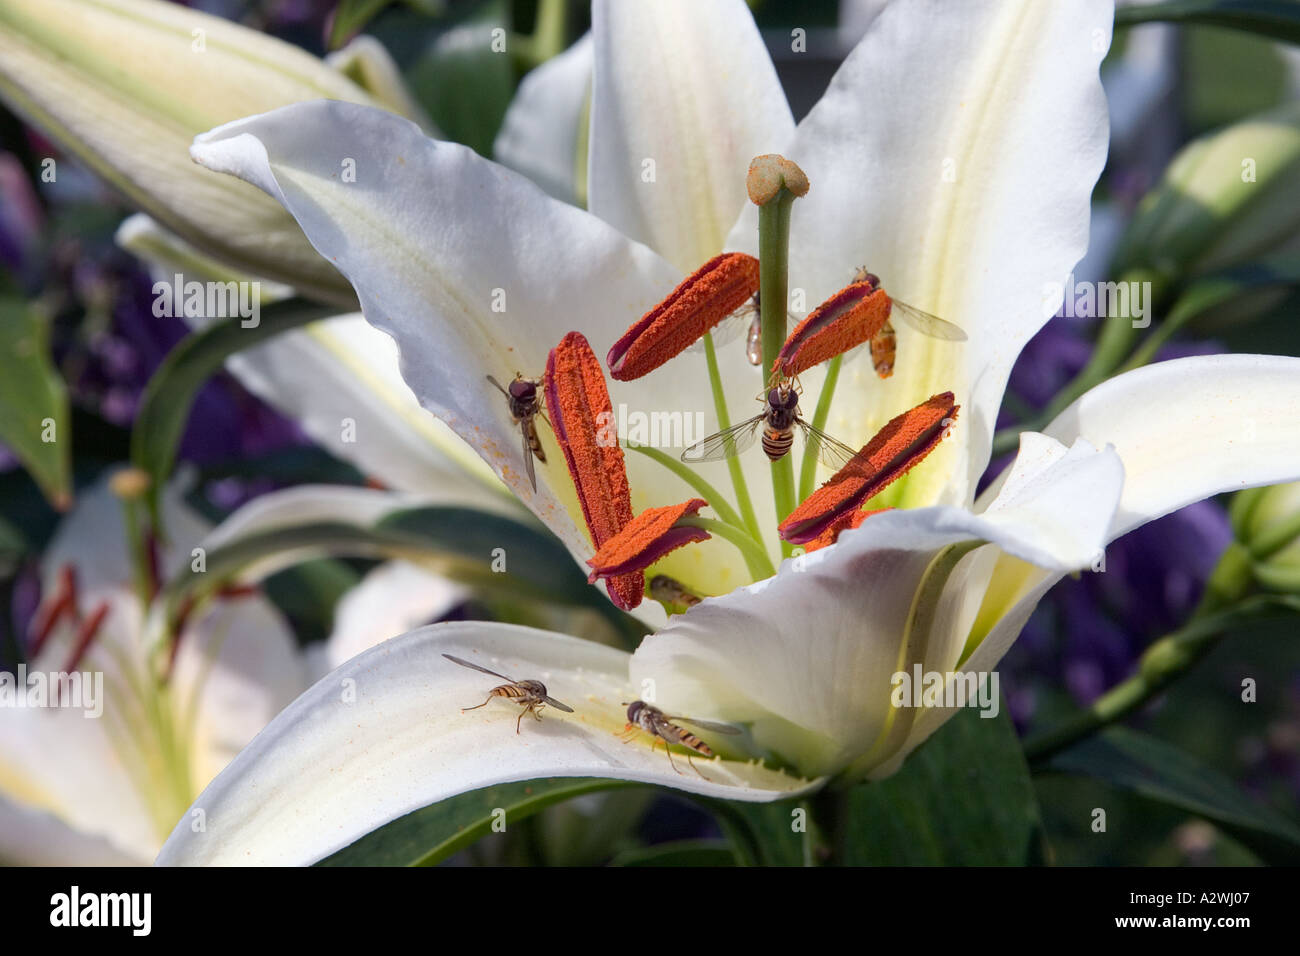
462,695 -> 494,713
661,736 -> 683,775
685,750 -> 710,782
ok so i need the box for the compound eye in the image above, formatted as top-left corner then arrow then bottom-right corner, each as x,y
782,390 -> 800,409
863,272 -> 881,288
766,387 -> 783,406
509,379 -> 536,401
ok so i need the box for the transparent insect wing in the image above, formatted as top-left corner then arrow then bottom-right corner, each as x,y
796,420 -> 862,470
889,299 -> 967,341
680,415 -> 765,463
746,311 -> 763,365
486,374 -> 508,398
442,653 -> 517,684
671,716 -> 743,735
541,695 -> 575,713
684,298 -> 756,353
520,425 -> 537,491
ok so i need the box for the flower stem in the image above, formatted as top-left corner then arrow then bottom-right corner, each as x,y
623,443 -> 745,532
758,189 -> 797,557
677,515 -> 777,581
806,787 -> 850,865
702,331 -> 764,548
623,443 -> 772,582
1023,543 -> 1272,763
799,354 -> 842,502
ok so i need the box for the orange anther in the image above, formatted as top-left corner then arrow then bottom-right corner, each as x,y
608,253 -> 760,381
545,331 -> 642,609
779,393 -> 959,544
586,499 -> 710,581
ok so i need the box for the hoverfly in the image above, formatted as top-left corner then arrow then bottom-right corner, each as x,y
486,373 -> 548,492
443,653 -> 574,734
850,266 -> 965,379
620,700 -> 741,776
687,291 -> 796,367
680,379 -> 859,469
649,574 -> 703,610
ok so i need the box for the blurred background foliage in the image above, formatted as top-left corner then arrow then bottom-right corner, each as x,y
1,0 -> 1299,866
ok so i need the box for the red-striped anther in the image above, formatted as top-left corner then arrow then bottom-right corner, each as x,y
607,253 -> 760,381
779,393 -> 959,544
774,278 -> 891,379
545,331 -> 643,609
586,499 -> 711,582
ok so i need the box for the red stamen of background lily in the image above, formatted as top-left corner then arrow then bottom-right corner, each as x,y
780,392 -> 959,544
545,331 -> 644,609
608,252 -> 760,380
587,498 -> 711,582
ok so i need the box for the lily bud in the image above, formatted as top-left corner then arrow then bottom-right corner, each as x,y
1231,481 -> 1300,592
0,0 -> 402,305
1114,102 -> 1300,283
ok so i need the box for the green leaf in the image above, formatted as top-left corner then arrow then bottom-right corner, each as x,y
1116,0 -> 1300,44
403,0 -> 514,155
1120,255 -> 1300,370
844,705 -> 1046,865
130,298 -> 337,531
260,557 -> 365,645
317,778 -> 635,865
329,0 -> 399,49
158,505 -> 647,642
697,796 -> 807,866
1044,726 -> 1300,864
329,0 -> 447,50
0,297 -> 70,510
375,506 -> 596,604
611,840 -> 737,867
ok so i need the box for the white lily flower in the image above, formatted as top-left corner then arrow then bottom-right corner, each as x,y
0,475 -> 461,865
154,0 -> 1300,865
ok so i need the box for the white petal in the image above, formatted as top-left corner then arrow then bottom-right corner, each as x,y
171,595 -> 306,792
631,434 -> 1123,777
589,0 -> 794,271
155,623 -> 817,865
727,0 -> 1114,509
1044,354 -> 1300,539
191,101 -> 762,593
115,214 -> 511,506
321,561 -> 468,673
0,796 -> 147,865
888,353 -> 1300,775
494,34 -> 592,205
